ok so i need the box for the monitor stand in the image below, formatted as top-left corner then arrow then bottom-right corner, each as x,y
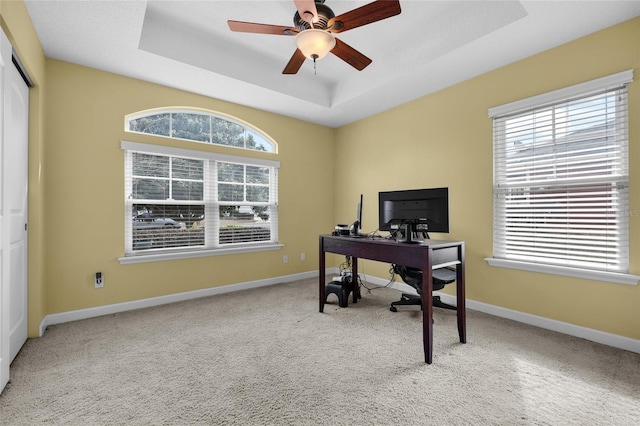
396,223 -> 420,244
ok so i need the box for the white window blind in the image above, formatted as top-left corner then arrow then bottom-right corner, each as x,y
122,141 -> 279,257
490,71 -> 632,273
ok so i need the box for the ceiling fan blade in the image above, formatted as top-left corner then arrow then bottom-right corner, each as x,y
283,49 -> 307,74
330,38 -> 372,71
293,0 -> 319,25
329,0 -> 401,33
228,20 -> 298,36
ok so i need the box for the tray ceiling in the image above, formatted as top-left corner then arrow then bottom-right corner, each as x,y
24,1 -> 640,127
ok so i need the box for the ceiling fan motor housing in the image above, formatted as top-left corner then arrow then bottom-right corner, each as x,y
294,2 -> 335,31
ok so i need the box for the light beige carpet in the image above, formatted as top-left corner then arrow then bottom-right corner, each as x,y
1,278 -> 639,425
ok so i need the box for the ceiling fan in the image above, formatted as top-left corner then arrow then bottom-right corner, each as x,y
228,0 -> 401,74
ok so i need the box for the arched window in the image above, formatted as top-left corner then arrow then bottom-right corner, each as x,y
125,108 -> 276,153
120,108 -> 281,264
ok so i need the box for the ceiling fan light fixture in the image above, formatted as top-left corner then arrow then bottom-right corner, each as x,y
295,29 -> 336,60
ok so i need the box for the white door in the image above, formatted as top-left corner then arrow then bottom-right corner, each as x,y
0,28 -> 29,393
0,27 -> 11,393
6,55 -> 29,363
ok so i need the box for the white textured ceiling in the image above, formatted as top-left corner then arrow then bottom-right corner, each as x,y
23,0 -> 640,127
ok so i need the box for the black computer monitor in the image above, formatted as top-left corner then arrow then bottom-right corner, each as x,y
378,188 -> 449,243
351,194 -> 363,236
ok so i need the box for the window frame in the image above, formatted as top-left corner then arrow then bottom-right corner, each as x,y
119,141 -> 281,265
485,70 -> 639,285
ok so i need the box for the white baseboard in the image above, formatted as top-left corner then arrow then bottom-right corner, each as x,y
39,269 -> 640,356
361,273 -> 640,355
38,270 -> 323,336
441,293 -> 640,355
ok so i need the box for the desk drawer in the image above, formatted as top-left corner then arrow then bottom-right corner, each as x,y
431,246 -> 459,267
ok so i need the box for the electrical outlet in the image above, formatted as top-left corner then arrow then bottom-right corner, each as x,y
300,252 -> 306,261
94,272 -> 104,288
283,255 -> 288,264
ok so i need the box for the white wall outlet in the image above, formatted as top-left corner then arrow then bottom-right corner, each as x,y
300,252 -> 306,261
283,255 -> 288,264
94,272 -> 104,288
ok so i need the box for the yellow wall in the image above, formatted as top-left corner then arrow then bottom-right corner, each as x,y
335,17 -> 640,339
43,60 -> 335,314
2,0 -> 639,342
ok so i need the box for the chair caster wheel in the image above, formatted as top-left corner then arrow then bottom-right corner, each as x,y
390,306 -> 397,312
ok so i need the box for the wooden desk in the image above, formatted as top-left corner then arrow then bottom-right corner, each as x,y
319,235 -> 466,364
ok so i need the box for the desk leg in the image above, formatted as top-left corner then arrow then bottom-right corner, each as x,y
351,257 -> 358,304
457,243 -> 466,344
423,249 -> 434,364
319,238 -> 326,313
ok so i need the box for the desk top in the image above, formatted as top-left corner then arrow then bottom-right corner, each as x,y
320,234 -> 464,269
321,234 -> 463,247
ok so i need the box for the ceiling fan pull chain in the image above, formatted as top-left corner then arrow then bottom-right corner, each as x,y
312,54 -> 318,75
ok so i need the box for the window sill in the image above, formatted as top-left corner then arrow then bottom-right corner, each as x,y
119,243 -> 283,265
484,258 -> 639,286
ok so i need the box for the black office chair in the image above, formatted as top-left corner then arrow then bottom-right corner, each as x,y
390,264 -> 457,312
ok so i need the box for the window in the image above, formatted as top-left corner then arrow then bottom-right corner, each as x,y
488,70 -> 633,279
121,141 -> 280,262
125,109 -> 276,153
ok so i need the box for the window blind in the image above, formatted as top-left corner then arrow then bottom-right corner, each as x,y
122,141 -> 279,256
491,74 -> 631,273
